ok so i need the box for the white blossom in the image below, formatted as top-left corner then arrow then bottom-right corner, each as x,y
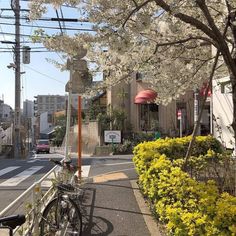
28,0 -> 234,104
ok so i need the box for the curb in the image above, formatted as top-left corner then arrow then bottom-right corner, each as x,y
131,180 -> 164,236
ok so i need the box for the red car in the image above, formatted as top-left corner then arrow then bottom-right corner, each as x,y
36,139 -> 50,154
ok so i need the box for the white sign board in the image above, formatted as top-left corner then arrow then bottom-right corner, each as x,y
104,130 -> 121,143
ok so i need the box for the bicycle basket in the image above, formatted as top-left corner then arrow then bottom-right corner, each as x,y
56,183 -> 82,196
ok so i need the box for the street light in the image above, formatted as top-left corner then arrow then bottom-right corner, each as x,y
7,63 -> 17,69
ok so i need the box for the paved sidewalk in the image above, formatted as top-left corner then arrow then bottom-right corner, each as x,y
79,165 -> 163,236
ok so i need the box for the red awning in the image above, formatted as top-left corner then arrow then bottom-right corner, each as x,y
134,89 -> 157,104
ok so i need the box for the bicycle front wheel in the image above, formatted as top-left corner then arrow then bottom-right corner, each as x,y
40,196 -> 82,236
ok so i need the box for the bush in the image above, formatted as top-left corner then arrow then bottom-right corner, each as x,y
133,136 -> 236,235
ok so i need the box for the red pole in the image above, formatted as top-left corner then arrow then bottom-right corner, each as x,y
78,95 -> 82,180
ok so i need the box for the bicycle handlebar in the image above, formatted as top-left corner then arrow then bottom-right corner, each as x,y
49,159 -> 77,172
0,214 -> 26,229
49,159 -> 62,166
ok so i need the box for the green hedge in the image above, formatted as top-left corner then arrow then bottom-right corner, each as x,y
133,136 -> 236,235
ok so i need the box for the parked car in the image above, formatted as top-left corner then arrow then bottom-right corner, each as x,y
36,139 -> 50,154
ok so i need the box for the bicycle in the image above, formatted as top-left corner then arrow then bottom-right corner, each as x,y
40,159 -> 82,236
0,214 -> 25,236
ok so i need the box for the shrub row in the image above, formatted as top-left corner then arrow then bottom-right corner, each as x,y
133,136 -> 236,235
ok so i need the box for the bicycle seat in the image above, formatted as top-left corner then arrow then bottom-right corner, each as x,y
0,214 -> 25,229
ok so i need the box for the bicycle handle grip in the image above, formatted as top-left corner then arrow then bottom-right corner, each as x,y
49,159 -> 62,166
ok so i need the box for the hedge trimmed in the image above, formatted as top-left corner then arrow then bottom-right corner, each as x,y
133,136 -> 236,236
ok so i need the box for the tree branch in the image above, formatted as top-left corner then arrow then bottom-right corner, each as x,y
195,0 -> 225,44
122,0 -> 152,28
154,0 -> 219,43
183,50 -> 220,170
152,36 -> 214,54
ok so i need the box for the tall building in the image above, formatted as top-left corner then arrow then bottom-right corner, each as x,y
23,99 -> 34,118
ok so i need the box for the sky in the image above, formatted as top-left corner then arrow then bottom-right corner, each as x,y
0,0 -> 93,109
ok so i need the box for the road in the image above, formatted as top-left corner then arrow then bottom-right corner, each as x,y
0,153 -> 155,235
0,152 -> 133,213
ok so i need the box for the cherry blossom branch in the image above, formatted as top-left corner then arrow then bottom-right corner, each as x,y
152,36 -> 214,54
122,0 -> 152,28
195,0 -> 225,43
154,0 -> 219,43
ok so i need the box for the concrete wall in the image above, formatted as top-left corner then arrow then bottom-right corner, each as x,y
70,121 -> 100,155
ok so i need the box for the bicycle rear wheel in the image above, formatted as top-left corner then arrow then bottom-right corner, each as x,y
40,196 -> 82,236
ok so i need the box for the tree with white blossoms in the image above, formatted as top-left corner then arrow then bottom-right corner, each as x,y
29,0 -> 236,149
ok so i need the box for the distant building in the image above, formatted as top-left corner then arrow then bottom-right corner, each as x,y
0,100 -> 14,122
35,95 -> 66,115
23,99 -> 34,118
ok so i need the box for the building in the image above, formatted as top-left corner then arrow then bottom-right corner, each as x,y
0,100 -> 14,123
212,76 -> 234,149
23,99 -> 34,118
106,74 -> 196,137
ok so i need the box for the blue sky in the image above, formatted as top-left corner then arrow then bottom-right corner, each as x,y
0,0 -> 92,109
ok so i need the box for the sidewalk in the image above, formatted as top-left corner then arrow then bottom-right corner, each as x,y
79,164 -> 163,236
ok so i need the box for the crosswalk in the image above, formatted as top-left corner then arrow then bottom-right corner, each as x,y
0,160 -> 91,188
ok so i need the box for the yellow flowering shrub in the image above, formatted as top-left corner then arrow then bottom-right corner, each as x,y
133,136 -> 236,235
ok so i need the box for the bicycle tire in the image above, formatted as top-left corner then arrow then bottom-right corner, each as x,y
40,196 -> 82,236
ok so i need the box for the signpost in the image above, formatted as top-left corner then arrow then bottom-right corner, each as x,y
177,109 -> 182,138
104,130 -> 121,153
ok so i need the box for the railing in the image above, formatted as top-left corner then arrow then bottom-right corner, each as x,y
0,165 -> 59,236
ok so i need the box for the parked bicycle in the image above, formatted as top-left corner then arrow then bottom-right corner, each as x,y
40,159 -> 82,236
0,214 -> 25,236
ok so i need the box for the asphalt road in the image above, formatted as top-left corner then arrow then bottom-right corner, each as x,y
0,153 -> 155,235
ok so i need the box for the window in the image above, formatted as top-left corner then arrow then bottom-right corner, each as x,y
140,104 -> 159,131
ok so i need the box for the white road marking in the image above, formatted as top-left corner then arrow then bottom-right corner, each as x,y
82,165 -> 90,177
75,165 -> 90,178
0,167 -> 20,177
28,160 -> 37,163
0,166 -> 44,187
103,162 -> 134,166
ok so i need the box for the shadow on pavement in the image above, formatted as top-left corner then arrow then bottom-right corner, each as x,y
80,187 -> 114,235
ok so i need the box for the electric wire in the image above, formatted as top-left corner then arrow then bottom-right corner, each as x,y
0,22 -> 94,31
24,65 -> 66,85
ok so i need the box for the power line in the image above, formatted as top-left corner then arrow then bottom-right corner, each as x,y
24,65 -> 66,85
0,22 -> 94,31
0,31 -> 42,37
0,50 -> 54,52
55,9 -> 63,34
0,15 -> 89,22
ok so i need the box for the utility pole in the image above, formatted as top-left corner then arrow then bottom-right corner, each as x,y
11,0 -> 21,158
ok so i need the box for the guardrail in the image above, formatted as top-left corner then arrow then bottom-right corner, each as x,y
0,165 -> 59,236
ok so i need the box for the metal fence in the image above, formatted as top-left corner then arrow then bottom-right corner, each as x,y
0,165 -> 59,236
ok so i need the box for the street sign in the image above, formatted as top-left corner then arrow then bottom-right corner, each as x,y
104,130 -> 121,143
177,110 -> 182,120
